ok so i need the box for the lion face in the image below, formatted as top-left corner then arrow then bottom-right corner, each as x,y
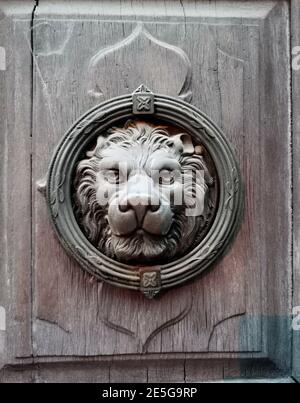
74,120 -> 212,264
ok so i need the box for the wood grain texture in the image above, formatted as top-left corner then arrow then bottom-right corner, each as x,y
0,0 -> 35,368
292,0 -> 300,383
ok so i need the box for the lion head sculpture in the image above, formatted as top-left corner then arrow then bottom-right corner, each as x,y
74,120 -> 213,264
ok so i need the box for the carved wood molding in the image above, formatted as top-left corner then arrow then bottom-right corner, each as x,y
87,23 -> 193,102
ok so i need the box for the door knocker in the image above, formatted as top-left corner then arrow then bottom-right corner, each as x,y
45,85 -> 243,298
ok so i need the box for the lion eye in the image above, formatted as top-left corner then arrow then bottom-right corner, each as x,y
103,169 -> 121,184
159,169 -> 176,185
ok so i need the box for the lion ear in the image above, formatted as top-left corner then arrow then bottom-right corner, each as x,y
86,135 -> 106,157
171,133 -> 195,155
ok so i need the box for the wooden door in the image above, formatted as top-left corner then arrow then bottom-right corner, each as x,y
0,0 -> 299,383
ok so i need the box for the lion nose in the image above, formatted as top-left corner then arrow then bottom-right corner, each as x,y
119,195 -> 160,225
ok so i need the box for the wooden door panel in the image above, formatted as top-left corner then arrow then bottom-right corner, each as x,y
0,0 -> 294,382
32,0 -> 290,362
32,11 -> 254,356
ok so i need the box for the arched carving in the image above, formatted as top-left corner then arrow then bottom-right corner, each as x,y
87,24 -> 193,102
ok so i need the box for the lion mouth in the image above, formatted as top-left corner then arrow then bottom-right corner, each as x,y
115,227 -> 160,236
96,208 -> 196,264
111,227 -> 174,263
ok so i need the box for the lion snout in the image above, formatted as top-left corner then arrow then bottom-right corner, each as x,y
108,193 -> 173,236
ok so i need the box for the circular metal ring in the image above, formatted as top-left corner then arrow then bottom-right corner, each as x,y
47,88 -> 243,296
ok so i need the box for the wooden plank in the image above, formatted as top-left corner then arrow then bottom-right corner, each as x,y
0,0 -> 35,368
0,363 -> 110,383
291,0 -> 300,383
36,363 -> 110,383
146,359 -> 185,383
185,359 -> 285,382
258,1 -> 292,373
0,366 -> 35,383
0,358 -> 294,383
0,4 -> 7,370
